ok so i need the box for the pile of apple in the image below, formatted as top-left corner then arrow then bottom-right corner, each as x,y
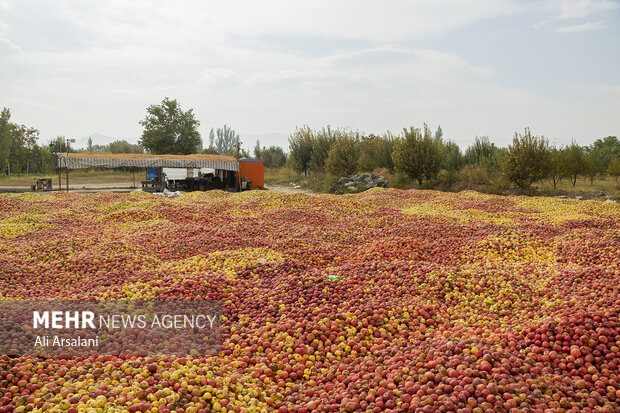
0,189 -> 618,412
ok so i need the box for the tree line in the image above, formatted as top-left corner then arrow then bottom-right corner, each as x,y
2,97 -> 619,191
0,106 -> 147,175
287,124 -> 620,190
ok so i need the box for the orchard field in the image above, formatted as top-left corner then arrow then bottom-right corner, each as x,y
0,189 -> 619,413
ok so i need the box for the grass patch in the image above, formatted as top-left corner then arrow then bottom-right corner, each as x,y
0,169 -> 145,187
264,168 -> 338,193
263,167 -> 300,186
533,176 -> 619,197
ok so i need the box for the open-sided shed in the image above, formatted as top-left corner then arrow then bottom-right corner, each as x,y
57,152 -> 239,171
56,152 -> 239,191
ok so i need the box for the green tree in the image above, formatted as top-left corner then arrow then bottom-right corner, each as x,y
288,126 -> 314,176
326,135 -> 360,176
392,124 -> 441,185
434,125 -> 443,142
375,133 -> 395,172
87,137 -> 93,152
260,146 -> 287,168
465,136 -> 493,165
584,147 -> 606,184
309,126 -> 338,172
547,147 -> 563,190
559,142 -> 586,187
504,128 -> 550,189
48,136 -> 73,153
440,140 -> 464,173
215,124 -> 240,155
31,144 -> 55,174
358,133 -> 395,172
109,140 -> 144,154
359,134 -> 379,172
208,128 -> 216,149
139,97 -> 201,155
590,136 -> 620,170
253,140 -> 262,159
359,131 -> 394,172
607,156 -> 620,182
0,108 -> 12,174
8,124 -> 38,174
0,108 -> 40,175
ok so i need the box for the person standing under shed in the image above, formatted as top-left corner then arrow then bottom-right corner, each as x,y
161,172 -> 168,190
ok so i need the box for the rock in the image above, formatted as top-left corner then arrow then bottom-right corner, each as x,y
335,174 -> 388,193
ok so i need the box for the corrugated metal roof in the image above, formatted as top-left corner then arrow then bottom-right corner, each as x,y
57,152 -> 239,171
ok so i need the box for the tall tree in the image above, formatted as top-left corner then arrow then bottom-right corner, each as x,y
584,149 -> 604,184
465,136 -> 493,165
440,140 -> 464,173
208,128 -> 216,149
392,124 -> 441,185
375,132 -> 396,172
288,126 -> 314,176
358,133 -> 395,172
589,136 -> 620,171
326,134 -> 360,176
309,126 -> 338,172
0,108 -> 12,174
253,140 -> 262,159
8,124 -> 38,174
434,125 -> 443,142
559,142 -> 586,187
139,97 -> 201,155
547,147 -> 563,190
215,124 -> 240,155
607,156 -> 620,182
504,128 -> 550,189
259,146 -> 287,168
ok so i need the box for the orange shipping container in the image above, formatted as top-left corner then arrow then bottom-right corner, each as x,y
238,158 -> 264,189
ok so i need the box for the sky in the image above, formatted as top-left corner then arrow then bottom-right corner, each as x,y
0,0 -> 619,151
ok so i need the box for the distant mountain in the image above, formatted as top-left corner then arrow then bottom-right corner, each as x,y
75,133 -> 140,150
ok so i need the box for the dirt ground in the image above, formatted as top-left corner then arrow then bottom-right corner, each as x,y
264,184 -> 316,195
0,182 -> 135,193
0,183 -> 317,195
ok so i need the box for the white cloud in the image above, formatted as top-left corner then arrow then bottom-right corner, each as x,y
554,20 -> 607,31
2,0 -> 522,48
0,35 -> 20,54
551,0 -> 619,19
0,0 -> 617,147
570,83 -> 620,96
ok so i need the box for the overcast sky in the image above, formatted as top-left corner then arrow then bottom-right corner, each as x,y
1,0 -> 619,151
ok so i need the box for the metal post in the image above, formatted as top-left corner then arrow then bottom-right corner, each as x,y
58,156 -> 62,191
58,139 -> 63,191
133,170 -> 136,188
66,168 -> 69,192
